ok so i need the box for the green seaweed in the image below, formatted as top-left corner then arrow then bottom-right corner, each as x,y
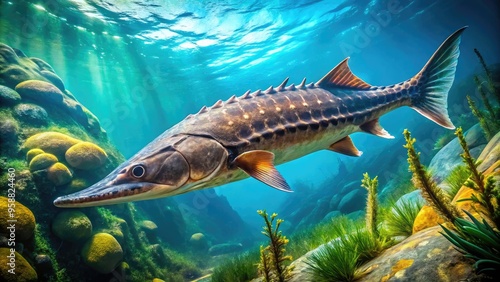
361,173 -> 379,239
404,129 -> 461,223
441,210 -> 500,274
444,165 -> 471,200
455,127 -> 499,227
383,197 -> 424,237
257,210 -> 294,282
211,252 -> 260,282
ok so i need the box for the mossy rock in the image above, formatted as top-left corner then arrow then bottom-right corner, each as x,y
65,178 -> 90,194
81,233 -> 123,274
47,162 -> 72,186
189,233 -> 209,251
24,132 -> 80,158
412,205 -> 445,234
139,220 -> 158,235
15,79 -> 64,105
152,279 -> 165,282
0,117 -> 19,147
26,148 -> 44,163
13,103 -> 48,126
0,197 -> 35,241
29,153 -> 58,171
40,69 -> 65,92
51,211 -> 92,242
65,142 -> 107,170
0,85 -> 21,106
0,248 -> 37,282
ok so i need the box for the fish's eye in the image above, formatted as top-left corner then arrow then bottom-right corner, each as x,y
131,165 -> 146,178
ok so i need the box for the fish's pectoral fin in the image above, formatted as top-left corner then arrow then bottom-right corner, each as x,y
328,136 -> 363,157
360,118 -> 394,139
232,150 -> 292,192
316,58 -> 372,89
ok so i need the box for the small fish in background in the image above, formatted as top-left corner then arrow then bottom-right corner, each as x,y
54,27 -> 467,208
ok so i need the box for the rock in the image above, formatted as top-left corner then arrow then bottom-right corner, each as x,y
81,233 -> 123,274
29,153 -> 58,171
0,248 -> 38,282
65,178 -> 90,194
0,43 -> 19,65
34,254 -> 53,274
412,205 -> 445,234
0,65 -> 33,89
40,70 -> 65,92
338,188 -> 367,214
15,79 -> 64,105
320,210 -> 341,224
340,180 -> 360,195
65,142 -> 107,170
0,197 -> 35,241
52,211 -> 92,242
208,243 -> 243,256
47,162 -> 72,186
0,117 -> 18,147
429,124 -> 487,183
14,103 -> 48,126
477,131 -> 500,172
26,148 -> 45,163
153,279 -> 165,282
329,194 -> 341,210
139,220 -> 158,235
358,226 -> 480,282
0,85 -> 20,105
190,233 -> 209,251
23,132 -> 80,159
29,57 -> 55,73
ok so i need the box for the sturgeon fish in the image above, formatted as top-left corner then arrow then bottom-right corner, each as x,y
54,27 -> 466,208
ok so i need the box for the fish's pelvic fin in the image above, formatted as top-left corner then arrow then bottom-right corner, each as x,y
410,26 -> 467,129
360,118 -> 394,139
316,58 -> 372,89
328,136 -> 363,157
232,150 -> 292,192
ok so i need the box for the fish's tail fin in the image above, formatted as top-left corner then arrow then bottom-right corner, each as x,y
410,26 -> 467,129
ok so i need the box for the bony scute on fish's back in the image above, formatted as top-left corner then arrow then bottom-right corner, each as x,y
54,27 -> 467,208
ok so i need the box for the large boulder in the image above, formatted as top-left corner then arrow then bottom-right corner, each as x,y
23,132 -> 80,159
429,124 -> 487,183
0,197 -> 35,241
47,162 -> 73,186
13,103 -> 48,126
52,211 -> 92,242
15,79 -> 64,105
81,233 -> 123,274
0,248 -> 37,282
0,85 -> 20,105
28,153 -> 58,171
65,142 -> 108,170
338,188 -> 367,214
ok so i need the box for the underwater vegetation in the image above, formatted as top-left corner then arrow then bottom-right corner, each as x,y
467,49 -> 500,140
382,196 -> 424,237
257,210 -> 293,282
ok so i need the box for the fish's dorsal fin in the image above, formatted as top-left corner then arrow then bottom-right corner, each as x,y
328,136 -> 363,156
316,58 -> 372,89
360,118 -> 394,139
232,150 -> 292,192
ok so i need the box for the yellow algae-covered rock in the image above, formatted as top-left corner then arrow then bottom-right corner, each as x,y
64,178 -> 90,194
24,132 -> 80,158
26,148 -> 44,163
15,79 -> 64,104
152,279 -> 166,282
29,153 -> 58,171
52,211 -> 92,242
81,233 -> 123,274
0,248 -> 38,282
47,162 -> 73,186
65,142 -> 107,170
412,205 -> 445,234
0,197 -> 35,241
190,233 -> 209,251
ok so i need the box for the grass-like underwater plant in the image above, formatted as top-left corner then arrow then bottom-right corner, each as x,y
441,210 -> 500,274
444,165 -> 470,200
403,129 -> 461,222
305,216 -> 386,281
383,196 -> 425,237
455,127 -> 500,227
361,172 -> 379,239
210,252 -> 259,282
257,210 -> 294,282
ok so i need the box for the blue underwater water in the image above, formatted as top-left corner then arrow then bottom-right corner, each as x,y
1,0 -> 500,267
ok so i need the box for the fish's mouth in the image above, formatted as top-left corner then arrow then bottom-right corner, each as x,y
53,181 -> 171,208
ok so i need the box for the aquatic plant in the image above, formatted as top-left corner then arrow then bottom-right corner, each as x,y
258,245 -> 273,282
403,129 -> 461,222
441,210 -> 500,274
444,165 -> 470,200
210,252 -> 259,282
455,127 -> 499,226
257,210 -> 294,282
306,240 -> 361,282
361,172 -> 379,239
468,49 -> 500,140
305,217 -> 385,281
383,197 -> 425,237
